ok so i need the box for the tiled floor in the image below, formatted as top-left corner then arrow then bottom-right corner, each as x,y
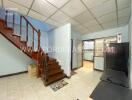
0,67 -> 102,100
83,61 -> 94,69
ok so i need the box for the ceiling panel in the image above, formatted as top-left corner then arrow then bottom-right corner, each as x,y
45,18 -> 61,27
102,20 -> 117,30
64,19 -> 80,27
46,0 -> 69,8
118,16 -> 129,27
9,0 -> 33,8
3,0 -> 29,15
90,0 -> 116,18
74,10 -> 94,24
28,10 -> 47,22
61,0 -> 86,17
32,0 -> 57,17
72,25 -> 88,32
118,7 -> 131,18
82,0 -> 108,9
81,30 -> 91,34
83,20 -> 99,28
97,12 -> 117,24
51,11 -> 70,23
117,0 -> 131,10
88,24 -> 102,33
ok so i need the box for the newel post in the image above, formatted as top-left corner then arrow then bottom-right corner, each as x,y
37,29 -> 41,77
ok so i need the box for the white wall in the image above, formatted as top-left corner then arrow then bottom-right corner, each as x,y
48,23 -> 71,76
81,25 -> 129,42
0,34 -> 33,76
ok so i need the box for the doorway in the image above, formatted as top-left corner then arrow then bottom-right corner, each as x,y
94,36 -> 117,71
83,40 -> 94,69
71,39 -> 83,70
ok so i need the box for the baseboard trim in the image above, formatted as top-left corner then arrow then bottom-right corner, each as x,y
0,71 -> 28,78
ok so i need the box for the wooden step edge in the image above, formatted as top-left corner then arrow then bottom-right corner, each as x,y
48,65 -> 61,70
12,34 -> 21,37
44,73 -> 66,86
20,41 -> 27,43
49,58 -> 56,61
0,19 -> 5,23
48,61 -> 58,65
48,69 -> 63,76
5,27 -> 13,30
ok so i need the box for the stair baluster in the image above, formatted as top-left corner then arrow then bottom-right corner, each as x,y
5,10 -> 8,27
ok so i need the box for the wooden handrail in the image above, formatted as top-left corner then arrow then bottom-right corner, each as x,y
4,9 -> 44,78
32,29 -> 34,51
21,16 -> 38,33
26,21 -> 28,41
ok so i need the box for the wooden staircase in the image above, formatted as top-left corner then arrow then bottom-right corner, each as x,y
0,9 -> 65,85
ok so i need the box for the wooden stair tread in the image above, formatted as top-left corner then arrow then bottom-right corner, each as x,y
5,27 -> 13,31
48,69 -> 63,76
0,19 -> 4,22
48,65 -> 60,70
49,58 -> 56,61
48,61 -> 58,65
45,73 -> 65,85
12,34 -> 21,37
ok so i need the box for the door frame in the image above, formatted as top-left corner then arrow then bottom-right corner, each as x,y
71,39 -> 73,70
82,35 -> 118,69
82,39 -> 95,68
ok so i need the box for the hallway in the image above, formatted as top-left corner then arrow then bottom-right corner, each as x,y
83,61 -> 94,70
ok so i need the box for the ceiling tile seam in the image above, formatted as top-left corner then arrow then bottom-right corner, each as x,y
118,7 -> 130,12
57,9 -> 91,31
72,22 -> 91,32
115,0 -> 118,26
44,0 -> 71,22
80,0 -> 104,30
46,17 -> 63,25
73,10 -> 117,25
45,0 -> 60,9
26,0 -> 35,16
96,10 -> 117,19
100,18 -> 118,25
8,0 -> 29,9
4,0 -> 48,19
30,9 -> 47,18
71,17 -> 91,32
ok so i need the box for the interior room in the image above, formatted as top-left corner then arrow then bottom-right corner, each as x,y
0,0 -> 132,100
83,40 -> 94,69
